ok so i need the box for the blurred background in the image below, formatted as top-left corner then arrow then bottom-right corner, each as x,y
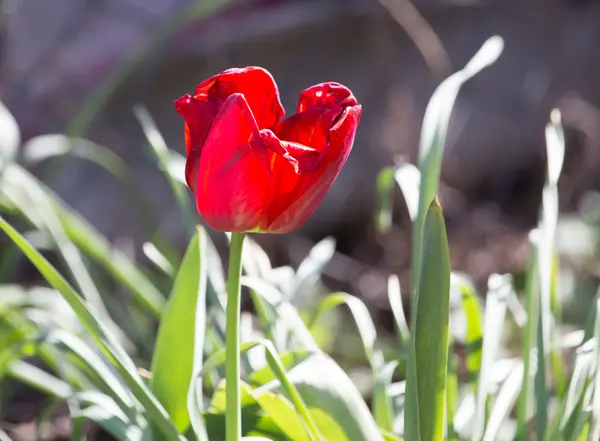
3,0 -> 600,438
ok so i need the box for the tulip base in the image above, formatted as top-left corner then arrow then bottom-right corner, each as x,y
225,232 -> 245,441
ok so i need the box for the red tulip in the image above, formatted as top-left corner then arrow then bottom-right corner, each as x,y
175,66 -> 362,233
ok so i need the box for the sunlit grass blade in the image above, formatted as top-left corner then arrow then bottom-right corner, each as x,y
0,164 -> 165,317
6,359 -> 73,399
134,105 -> 196,234
242,276 -> 317,351
150,229 -> 208,435
410,36 -> 504,318
1,164 -> 125,345
46,329 -> 136,415
0,100 -> 20,169
535,109 -> 566,440
471,274 -> 511,441
309,292 -> 384,372
405,199 -> 451,441
373,361 -> 399,432
406,39 -> 503,441
482,360 -> 524,441
376,163 -> 421,232
446,354 -> 459,441
143,241 -> 176,277
290,237 -> 336,300
0,216 -> 183,441
257,349 -> 385,441
547,340 -> 594,441
587,298 -> 600,441
516,238 -> 539,439
388,275 -> 410,352
452,274 -> 484,384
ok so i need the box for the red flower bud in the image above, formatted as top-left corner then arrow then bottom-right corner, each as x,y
175,66 -> 361,233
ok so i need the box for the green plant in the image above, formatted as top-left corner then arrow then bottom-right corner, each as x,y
0,34 -> 598,441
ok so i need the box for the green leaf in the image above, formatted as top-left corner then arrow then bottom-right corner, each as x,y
6,359 -> 72,399
405,38 -> 503,441
387,275 -> 409,352
588,299 -> 600,440
134,105 -> 196,234
309,292 -> 384,372
452,274 -> 483,380
254,390 -> 312,441
535,109 -> 566,440
260,350 -> 385,441
151,229 -> 208,434
516,241 -> 539,439
205,381 -> 296,441
482,360 -> 524,441
376,163 -> 421,232
21,135 -> 127,177
410,36 -> 504,320
405,199 -> 451,441
46,329 -> 136,415
472,274 -> 511,441
1,164 -> 165,317
1,164 -> 127,346
373,361 -> 399,432
72,405 -> 143,441
0,216 -> 183,441
290,237 -> 336,300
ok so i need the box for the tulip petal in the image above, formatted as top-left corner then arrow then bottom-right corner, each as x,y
194,67 -> 285,130
194,93 -> 274,232
296,82 -> 358,114
266,103 -> 362,233
175,95 -> 222,189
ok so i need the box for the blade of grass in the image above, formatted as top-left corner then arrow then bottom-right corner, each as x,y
516,237 -> 539,439
405,38 -> 503,441
482,360 -> 524,441
47,329 -> 136,415
2,164 -> 165,317
471,274 -> 511,441
309,292 -> 384,372
452,274 -> 483,386
376,163 -> 421,232
388,275 -> 410,352
150,229 -> 208,434
2,164 -> 126,345
587,298 -> 600,441
373,361 -> 399,432
535,109 -> 566,440
134,105 -> 196,234
0,216 -> 184,441
406,199 -> 451,441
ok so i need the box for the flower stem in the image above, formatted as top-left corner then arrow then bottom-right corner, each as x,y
225,232 -> 246,441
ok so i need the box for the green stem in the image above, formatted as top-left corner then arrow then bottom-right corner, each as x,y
226,232 -> 246,441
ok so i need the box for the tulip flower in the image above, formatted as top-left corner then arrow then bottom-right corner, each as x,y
175,66 -> 361,233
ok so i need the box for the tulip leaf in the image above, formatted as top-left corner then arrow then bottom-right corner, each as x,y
405,199 -> 451,441
405,36 -> 503,441
150,228 -> 208,435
